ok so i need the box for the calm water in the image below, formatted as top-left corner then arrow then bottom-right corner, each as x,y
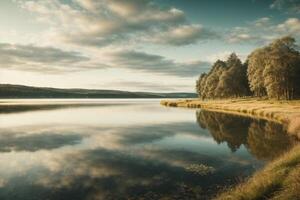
0,99 -> 297,200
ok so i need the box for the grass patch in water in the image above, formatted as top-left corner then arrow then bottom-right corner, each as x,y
185,164 -> 215,176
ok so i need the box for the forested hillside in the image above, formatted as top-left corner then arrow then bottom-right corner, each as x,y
0,84 -> 197,99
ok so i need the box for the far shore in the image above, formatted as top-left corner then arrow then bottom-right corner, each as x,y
161,98 -> 300,138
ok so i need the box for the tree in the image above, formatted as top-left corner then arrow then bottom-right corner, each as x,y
247,47 -> 269,97
196,73 -> 208,99
263,36 -> 300,99
247,36 -> 300,100
215,53 -> 250,98
203,60 -> 226,99
196,36 -> 300,100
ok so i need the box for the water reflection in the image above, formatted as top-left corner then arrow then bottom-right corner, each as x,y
196,110 -> 297,160
247,120 -> 294,160
0,101 -> 129,114
0,100 -> 297,200
197,110 -> 250,152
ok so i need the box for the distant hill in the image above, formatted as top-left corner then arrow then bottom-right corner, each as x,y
0,84 -> 197,99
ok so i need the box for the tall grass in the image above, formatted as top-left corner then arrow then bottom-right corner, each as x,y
214,145 -> 300,200
288,116 -> 300,138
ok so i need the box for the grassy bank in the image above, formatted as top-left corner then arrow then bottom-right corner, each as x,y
214,144 -> 300,200
161,98 -> 300,138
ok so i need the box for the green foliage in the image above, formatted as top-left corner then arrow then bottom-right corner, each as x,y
196,54 -> 250,99
196,73 -> 208,98
263,37 -> 300,100
247,47 -> 268,97
196,36 -> 300,100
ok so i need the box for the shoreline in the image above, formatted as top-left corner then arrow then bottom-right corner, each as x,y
161,98 -> 300,138
161,98 -> 300,199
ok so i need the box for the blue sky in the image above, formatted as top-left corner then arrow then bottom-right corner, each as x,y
0,0 -> 299,92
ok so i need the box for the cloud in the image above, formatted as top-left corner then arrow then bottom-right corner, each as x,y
0,132 -> 83,152
18,0 -> 213,47
116,122 -> 205,145
253,17 -> 271,27
92,81 -> 191,92
0,120 -> 257,199
108,50 -> 211,77
276,18 -> 300,34
227,17 -> 300,44
148,24 -> 218,46
0,43 -> 88,64
0,43 -> 109,73
0,42 -> 209,77
228,31 -> 259,44
270,0 -> 300,13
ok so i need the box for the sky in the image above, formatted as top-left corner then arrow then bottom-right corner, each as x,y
0,0 -> 300,92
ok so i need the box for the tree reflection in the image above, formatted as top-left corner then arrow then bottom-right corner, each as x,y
196,110 -> 297,160
247,120 -> 295,160
196,110 -> 251,152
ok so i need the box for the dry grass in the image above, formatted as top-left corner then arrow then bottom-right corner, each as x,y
288,116 -> 300,138
161,98 -> 300,137
214,145 -> 300,200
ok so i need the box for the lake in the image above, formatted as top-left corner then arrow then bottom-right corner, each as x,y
0,99 -> 297,200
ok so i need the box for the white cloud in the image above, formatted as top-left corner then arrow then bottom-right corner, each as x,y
276,18 -> 300,34
227,17 -> 300,44
17,0 -> 213,47
228,32 -> 257,43
148,24 -> 217,46
270,0 -> 300,13
91,80 -> 190,92
107,50 -> 211,77
253,17 -> 271,27
0,42 -> 109,73
0,42 -> 210,78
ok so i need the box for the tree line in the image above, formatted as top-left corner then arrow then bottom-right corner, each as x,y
196,36 -> 300,100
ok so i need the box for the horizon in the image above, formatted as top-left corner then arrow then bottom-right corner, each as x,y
0,83 -> 196,93
0,0 -> 300,92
